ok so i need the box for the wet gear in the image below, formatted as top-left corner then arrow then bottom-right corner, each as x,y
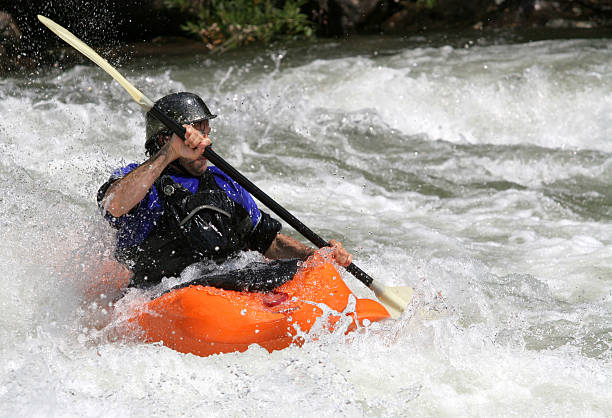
169,259 -> 300,293
98,166 -> 281,288
145,92 -> 217,155
98,165 -> 263,250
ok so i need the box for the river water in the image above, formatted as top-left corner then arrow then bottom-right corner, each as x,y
1,33 -> 610,416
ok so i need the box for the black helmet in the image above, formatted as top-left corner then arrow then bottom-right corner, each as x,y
145,92 -> 217,155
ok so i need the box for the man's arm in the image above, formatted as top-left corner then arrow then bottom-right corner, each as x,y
264,233 -> 315,260
101,125 -> 209,217
101,145 -> 175,217
264,234 -> 353,267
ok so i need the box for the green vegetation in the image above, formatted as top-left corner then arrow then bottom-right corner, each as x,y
417,0 -> 436,9
164,0 -> 314,51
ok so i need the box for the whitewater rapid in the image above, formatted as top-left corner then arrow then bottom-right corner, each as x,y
1,35 -> 610,416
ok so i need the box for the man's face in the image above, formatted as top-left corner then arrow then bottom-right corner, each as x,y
175,120 -> 211,176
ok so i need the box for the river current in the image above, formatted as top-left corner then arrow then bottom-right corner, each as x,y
1,34 -> 610,416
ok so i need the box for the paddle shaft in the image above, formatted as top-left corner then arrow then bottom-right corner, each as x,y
148,106 -> 375,288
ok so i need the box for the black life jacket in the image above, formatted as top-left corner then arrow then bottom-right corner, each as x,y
122,170 -> 255,287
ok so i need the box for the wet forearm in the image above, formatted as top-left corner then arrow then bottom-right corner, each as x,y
264,233 -> 315,260
101,145 -> 175,217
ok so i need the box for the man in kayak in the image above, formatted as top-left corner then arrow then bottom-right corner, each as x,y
98,92 -> 352,291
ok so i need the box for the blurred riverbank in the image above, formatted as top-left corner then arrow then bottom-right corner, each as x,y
2,1 -> 612,75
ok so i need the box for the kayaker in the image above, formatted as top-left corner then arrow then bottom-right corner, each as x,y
98,92 -> 352,291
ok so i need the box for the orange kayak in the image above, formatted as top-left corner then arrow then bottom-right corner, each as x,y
123,252 -> 390,357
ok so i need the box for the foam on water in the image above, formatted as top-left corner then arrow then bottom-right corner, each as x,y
267,40 -> 612,152
0,37 -> 610,415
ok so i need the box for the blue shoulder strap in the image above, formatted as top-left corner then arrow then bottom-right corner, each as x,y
208,166 -> 262,228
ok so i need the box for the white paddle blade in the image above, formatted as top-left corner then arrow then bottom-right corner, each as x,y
371,282 -> 413,319
37,15 -> 154,110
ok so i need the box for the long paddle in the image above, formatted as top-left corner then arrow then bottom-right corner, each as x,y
38,15 -> 413,318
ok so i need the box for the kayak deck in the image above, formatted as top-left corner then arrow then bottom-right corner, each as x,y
129,252 -> 390,356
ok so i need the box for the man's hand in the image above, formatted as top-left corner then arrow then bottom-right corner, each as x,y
328,239 -> 352,267
167,124 -> 211,161
264,235 -> 353,267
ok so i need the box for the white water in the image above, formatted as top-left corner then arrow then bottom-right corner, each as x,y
1,36 -> 611,416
